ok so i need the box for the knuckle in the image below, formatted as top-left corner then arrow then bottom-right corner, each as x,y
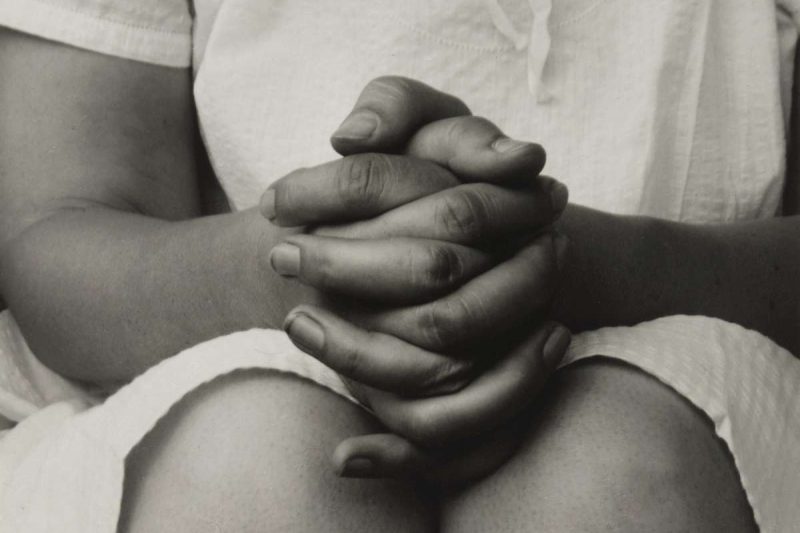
418,305 -> 448,350
441,116 -> 499,149
442,115 -> 469,141
424,359 -> 473,395
272,168 -> 304,211
337,345 -> 363,378
403,407 -> 437,444
413,244 -> 465,293
336,153 -> 390,211
435,189 -> 491,242
444,295 -> 477,332
466,115 -> 497,130
368,76 -> 416,103
450,115 -> 496,138
418,296 -> 474,350
336,336 -> 365,380
309,251 -> 335,288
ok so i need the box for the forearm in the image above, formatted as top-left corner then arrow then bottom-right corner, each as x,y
553,205 -> 800,354
0,207 -> 314,383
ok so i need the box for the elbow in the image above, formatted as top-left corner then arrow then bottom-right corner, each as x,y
0,219 -> 125,386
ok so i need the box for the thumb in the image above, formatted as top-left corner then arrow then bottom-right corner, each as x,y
406,116 -> 546,184
333,423 -> 526,489
331,76 -> 471,155
334,433 -> 434,480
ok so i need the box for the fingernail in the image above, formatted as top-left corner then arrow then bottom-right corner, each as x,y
285,312 -> 325,354
260,189 -> 276,220
543,324 -> 570,369
550,181 -> 569,215
553,233 -> 569,272
269,243 -> 300,277
332,110 -> 379,141
492,137 -> 530,154
339,456 -> 375,477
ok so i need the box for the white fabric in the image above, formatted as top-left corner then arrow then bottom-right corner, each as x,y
2,315 -> 798,532
1,0 -> 800,531
0,312 -> 96,424
0,0 -> 191,67
194,0 -> 792,224
1,329 -> 356,532
483,0 -> 553,100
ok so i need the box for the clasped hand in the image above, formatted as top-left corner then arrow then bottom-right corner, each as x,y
260,77 -> 571,487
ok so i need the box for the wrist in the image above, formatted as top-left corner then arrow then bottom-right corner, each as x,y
246,210 -> 323,329
549,204 -> 664,331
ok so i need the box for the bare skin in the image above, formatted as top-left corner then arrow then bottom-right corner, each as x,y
0,35 -> 561,387
119,373 -> 437,533
118,362 -> 756,533
0,30 -> 575,486
442,360 -> 757,533
267,77 -> 800,481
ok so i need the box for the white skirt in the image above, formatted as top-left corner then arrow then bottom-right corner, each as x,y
1,315 -> 798,533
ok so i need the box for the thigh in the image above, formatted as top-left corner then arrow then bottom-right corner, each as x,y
442,358 -> 757,533
119,371 -> 436,533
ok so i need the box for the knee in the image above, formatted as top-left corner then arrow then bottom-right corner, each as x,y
531,361 -> 756,532
444,360 -> 757,533
121,371 -> 434,532
547,420 -> 707,532
126,372 -> 363,489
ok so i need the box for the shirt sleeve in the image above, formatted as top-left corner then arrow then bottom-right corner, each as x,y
0,0 -> 192,67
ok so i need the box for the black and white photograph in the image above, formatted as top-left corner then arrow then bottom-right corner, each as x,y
0,0 -> 798,531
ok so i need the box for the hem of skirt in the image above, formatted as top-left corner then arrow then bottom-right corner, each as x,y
6,317 -> 799,531
1,328 -> 360,532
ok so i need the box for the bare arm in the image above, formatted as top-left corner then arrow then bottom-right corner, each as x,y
0,39 -> 557,392
552,48 -> 800,354
0,29 -> 310,383
552,206 -> 800,353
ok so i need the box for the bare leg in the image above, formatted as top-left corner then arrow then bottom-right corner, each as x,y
119,371 -> 436,533
443,358 -> 757,533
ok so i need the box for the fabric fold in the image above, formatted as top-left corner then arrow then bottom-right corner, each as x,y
483,0 -> 554,101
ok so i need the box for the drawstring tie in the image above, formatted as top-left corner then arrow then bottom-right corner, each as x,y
484,0 -> 553,102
